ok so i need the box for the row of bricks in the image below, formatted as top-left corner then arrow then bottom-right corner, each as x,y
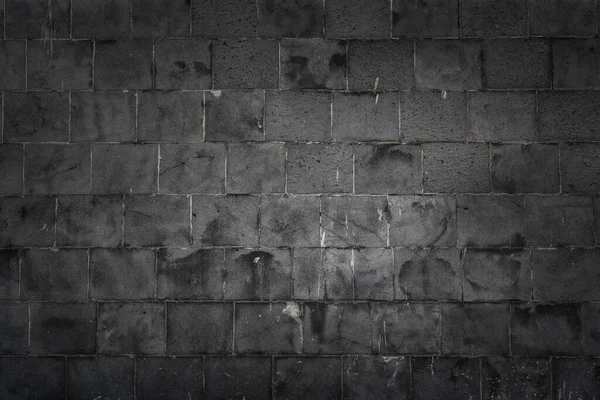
1,246 -> 600,301
4,0 -> 599,40
1,355 -> 596,399
2,142 -> 598,195
1,301 -> 599,356
1,194 -> 599,248
3,38 -> 600,90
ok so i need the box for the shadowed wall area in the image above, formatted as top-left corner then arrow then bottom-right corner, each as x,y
1,0 -> 600,398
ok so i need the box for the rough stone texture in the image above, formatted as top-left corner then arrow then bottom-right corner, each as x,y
135,358 -> 204,399
213,39 -> 279,89
0,251 -> 19,300
460,0 -> 527,37
392,0 -> 459,38
528,0 -> 597,36
412,357 -> 480,399
27,40 -> 93,90
258,0 -> 324,38
324,0 -> 390,39
260,195 -> 320,247
72,0 -> 130,39
554,39 -> 600,89
551,359 -> 600,400
94,40 -> 153,90
274,357 -> 341,399
280,39 -> 346,89
538,91 -> 600,142
132,0 -> 190,38
343,356 -> 410,399
560,143 -> 600,193
348,40 -> 414,90
205,357 -> 272,399
333,92 -> 399,141
92,144 -> 158,194
287,144 -> 353,193
0,144 -> 23,195
227,143 -> 286,193
481,357 -> 551,400
67,357 -> 134,400
4,92 -> 69,142
0,196 -> 56,247
155,39 -> 212,90
205,90 -> 264,142
192,0 -> 257,38
353,248 -> 394,300
0,357 -> 65,399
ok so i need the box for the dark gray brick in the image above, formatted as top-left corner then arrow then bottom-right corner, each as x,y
4,92 -> 69,142
354,248 -> 394,300
72,0 -> 130,39
554,39 -> 600,89
372,303 -> 440,354
21,249 -> 87,300
0,196 -> 55,247
292,248 -> 324,300
260,195 -> 320,247
392,0 -> 458,38
138,91 -> 203,142
491,144 -> 559,194
132,0 -> 189,38
24,144 -> 91,195
0,40 -> 25,90
484,39 -> 551,89
343,356 -> 410,400
412,357 -> 480,400
394,248 -> 462,300
6,0 -> 70,39
481,357 -> 551,400
321,195 -> 389,247
95,40 -> 153,90
532,249 -> 600,301
388,195 -> 456,247
538,91 -> 600,142
528,0 -> 596,36
582,303 -> 600,354
596,196 -> 600,245
155,39 -> 211,90
57,195 -> 122,247
400,91 -> 467,142
258,0 -> 323,38
124,195 -> 190,247
0,144 -> 23,195
287,144 -> 353,193
224,248 -> 292,300
227,143 -> 286,193
324,0 -> 390,39
213,39 -> 279,89
525,196 -> 594,247
30,302 -> 96,354
205,357 -> 271,400
457,195 -> 525,247
551,359 -> 600,400
460,0 -> 526,37
468,91 -> 536,142
304,303 -> 371,354
0,251 -> 19,299
159,143 -> 225,194
192,195 -> 259,246
274,357 -> 341,399
333,92 -> 399,141
205,90 -> 264,142
135,357 -> 204,400
416,39 -> 482,90
235,302 -> 302,354
157,248 -> 224,300
560,143 -> 600,193
348,40 -> 414,90
68,357 -> 134,400
511,303 -> 582,356
0,357 -> 65,399
27,40 -> 93,90
167,303 -> 233,354
442,303 -> 509,355
280,39 -> 346,89
463,248 -> 531,301
70,91 -> 137,142
92,144 -> 158,194
0,303 -> 28,354
322,248 -> 354,299
265,91 -> 331,141
354,144 -> 421,194
90,248 -> 156,300
192,0 -> 256,38
98,302 -> 165,355
423,143 -> 489,193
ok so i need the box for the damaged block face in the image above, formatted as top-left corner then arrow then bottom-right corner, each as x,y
98,302 -> 165,355
258,0 -> 324,38
157,248 -> 224,300
303,303 -> 371,354
224,248 -> 292,300
324,0 -> 390,38
551,359 -> 600,400
287,144 -> 353,193
342,356 -> 410,400
0,250 -> 20,299
394,248 -> 462,301
354,144 -> 422,194
227,143 -> 286,194
67,358 -> 134,400
192,0 -> 257,38
333,92 -> 399,141
0,144 -> 23,195
27,40 -> 93,90
388,195 -> 457,247
354,248 -> 394,300
292,248 -> 324,300
155,39 -> 211,89
392,0 -> 459,38
205,357 -> 272,400
92,144 -> 158,194
372,303 -> 440,355
322,248 -> 354,300
280,39 -> 346,89
205,90 -> 264,142
213,39 -> 278,89
463,249 -> 531,301
481,357 -> 551,400
321,195 -> 389,247
441,303 -> 510,355
412,357 -> 480,400
4,92 -> 69,142
260,195 -> 320,247
274,357 -> 341,399
348,40 -> 414,90
135,358 -> 204,400
235,303 -> 302,354
560,143 -> 600,193
192,195 -> 259,246
0,196 -> 56,247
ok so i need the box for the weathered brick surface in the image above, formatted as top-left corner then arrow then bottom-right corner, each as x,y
67,357 -> 134,400
92,144 -> 158,194
281,39 -> 346,90
155,39 -> 212,90
412,357 -> 480,399
0,144 -> 23,195
132,0 -> 190,38
227,143 -> 286,193
460,0 -> 527,37
0,250 -> 19,299
260,195 -> 320,246
27,40 -> 93,90
538,91 -> 600,142
4,92 -> 69,142
57,195 -> 122,246
348,40 -> 414,90
392,0 -> 458,38
324,0 -> 390,39
481,357 -> 551,400
274,357 -> 341,399
205,357 -> 272,399
213,39 -> 279,89
205,90 -> 264,141
7,0 -> 70,39
94,40 -> 153,90
333,92 -> 399,141
343,356 -> 410,399
258,0 -> 323,38
560,143 -> 600,193
287,144 -> 353,193
528,0 -> 597,36
135,357 -> 204,399
554,39 -> 600,89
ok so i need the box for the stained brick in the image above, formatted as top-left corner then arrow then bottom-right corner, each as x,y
460,0 -> 527,37
554,39 -> 600,89
258,0 -> 324,38
412,357 -> 480,400
343,356 -> 410,400
560,143 -> 600,193
72,0 -> 130,39
0,303 -> 28,354
0,196 -> 55,247
333,92 -> 399,141
354,248 -> 394,300
416,40 -> 482,90
227,143 -> 286,193
92,144 -> 158,194
155,39 -> 211,89
213,39 -> 279,89
538,91 -> 600,142
322,248 -> 353,299
4,92 -> 69,142
135,357 -> 204,400
274,357 -> 341,399
582,303 -> 600,354
528,0 -> 596,36
167,303 -> 233,354
348,40 -> 414,90
27,40 -> 93,90
0,144 -> 23,195
265,91 -> 331,141
324,0 -> 390,39
0,251 -> 19,300
95,40 -> 153,90
6,0 -> 70,39
280,39 -> 346,89
287,144 -> 353,193
0,357 -> 65,399
67,357 -> 134,400
423,143 -> 489,193
192,0 -> 256,38
205,357 -> 272,400
0,40 -> 25,90
132,0 -> 189,38
392,0 -> 458,38
205,90 -> 264,142
481,357 -> 551,400
551,359 -> 600,400
260,195 -> 320,247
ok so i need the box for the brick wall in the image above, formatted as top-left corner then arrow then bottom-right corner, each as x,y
1,0 -> 600,398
